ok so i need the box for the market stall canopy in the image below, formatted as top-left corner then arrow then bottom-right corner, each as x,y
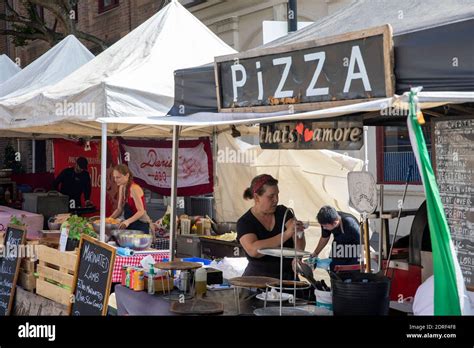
0,0 -> 236,135
99,92 -> 474,128
0,54 -> 21,84
170,0 -> 474,115
0,36 -> 94,100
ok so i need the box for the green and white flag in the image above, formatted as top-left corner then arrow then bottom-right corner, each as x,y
407,89 -> 470,315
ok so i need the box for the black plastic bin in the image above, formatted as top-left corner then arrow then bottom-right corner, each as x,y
330,272 -> 391,315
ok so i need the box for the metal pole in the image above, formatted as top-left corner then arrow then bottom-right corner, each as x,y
169,125 -> 181,261
385,166 -> 413,276
51,140 -> 55,173
288,0 -> 297,32
32,139 -> 36,174
212,127 -> 218,220
363,126 -> 369,171
100,123 -> 107,242
377,185 -> 384,272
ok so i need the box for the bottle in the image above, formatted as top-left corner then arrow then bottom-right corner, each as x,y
117,247 -> 134,256
134,270 -> 145,291
147,267 -> 155,295
195,267 -> 207,296
5,188 -> 10,204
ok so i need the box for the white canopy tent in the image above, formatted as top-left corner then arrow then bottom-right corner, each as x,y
0,54 -> 21,84
0,36 -> 94,100
0,0 -> 236,135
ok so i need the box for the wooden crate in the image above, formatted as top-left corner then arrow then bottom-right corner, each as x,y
35,245 -> 77,306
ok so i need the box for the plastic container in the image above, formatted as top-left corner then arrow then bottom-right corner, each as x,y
117,247 -> 134,256
314,289 -> 333,310
182,257 -> 212,266
195,267 -> 207,296
147,267 -> 155,295
330,272 -> 391,316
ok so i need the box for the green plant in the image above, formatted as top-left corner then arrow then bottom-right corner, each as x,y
9,215 -> 25,226
162,213 -> 170,228
65,215 -> 97,241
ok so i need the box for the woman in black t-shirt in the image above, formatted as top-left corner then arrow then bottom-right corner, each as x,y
237,174 -> 306,279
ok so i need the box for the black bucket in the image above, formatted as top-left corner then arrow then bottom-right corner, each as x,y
330,272 -> 391,315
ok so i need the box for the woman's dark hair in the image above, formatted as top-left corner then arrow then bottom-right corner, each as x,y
317,205 -> 339,225
243,174 -> 278,200
113,164 -> 134,202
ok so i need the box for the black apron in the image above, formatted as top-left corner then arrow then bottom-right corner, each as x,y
123,202 -> 150,233
243,260 -> 296,280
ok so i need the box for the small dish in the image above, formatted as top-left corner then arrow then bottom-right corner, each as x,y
256,292 -> 292,302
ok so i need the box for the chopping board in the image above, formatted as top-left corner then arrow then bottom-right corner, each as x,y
154,261 -> 202,271
229,276 -> 279,289
170,299 -> 224,315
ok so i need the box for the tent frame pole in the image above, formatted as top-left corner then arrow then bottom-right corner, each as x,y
100,123 -> 107,242
169,125 -> 181,261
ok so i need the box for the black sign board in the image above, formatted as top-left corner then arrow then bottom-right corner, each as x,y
433,116 -> 474,291
69,235 -> 116,315
0,225 -> 26,316
260,119 -> 363,150
215,25 -> 394,113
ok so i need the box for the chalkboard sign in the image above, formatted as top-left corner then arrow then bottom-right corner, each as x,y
433,116 -> 474,291
0,225 -> 26,316
69,235 -> 115,315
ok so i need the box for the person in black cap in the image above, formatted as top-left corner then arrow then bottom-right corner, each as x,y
53,157 -> 93,208
311,205 -> 360,271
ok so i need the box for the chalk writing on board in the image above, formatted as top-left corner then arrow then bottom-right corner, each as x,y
434,117 -> 473,289
70,235 -> 115,316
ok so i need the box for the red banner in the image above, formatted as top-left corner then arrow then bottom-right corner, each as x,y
118,138 -> 213,196
53,139 -> 121,216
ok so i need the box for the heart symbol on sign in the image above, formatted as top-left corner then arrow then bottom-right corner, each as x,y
295,122 -> 304,135
304,128 -> 314,142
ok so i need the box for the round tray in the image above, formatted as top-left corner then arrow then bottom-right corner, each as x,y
154,261 -> 202,271
266,279 -> 311,291
229,276 -> 279,289
256,292 -> 292,302
258,247 -> 311,258
253,307 -> 316,316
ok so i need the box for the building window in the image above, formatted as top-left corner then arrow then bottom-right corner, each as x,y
35,140 -> 47,173
72,3 -> 79,22
35,5 -> 45,22
376,125 -> 432,184
181,0 -> 206,8
98,0 -> 119,13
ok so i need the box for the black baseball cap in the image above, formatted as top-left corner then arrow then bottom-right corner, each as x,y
76,157 -> 88,170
